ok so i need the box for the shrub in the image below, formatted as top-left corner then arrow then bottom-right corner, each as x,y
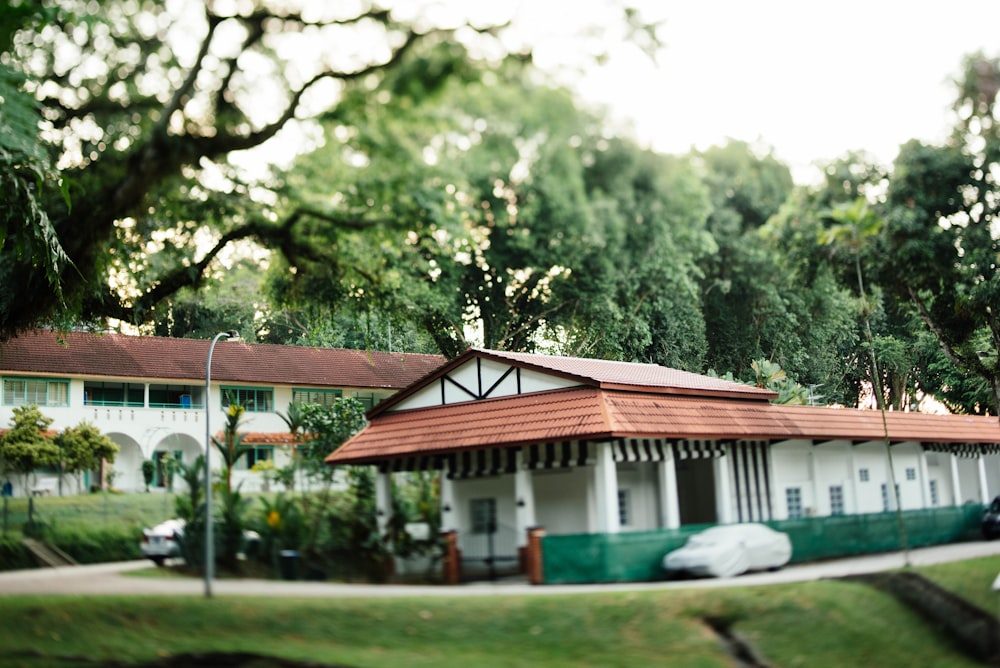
0,537 -> 36,570
48,527 -> 143,564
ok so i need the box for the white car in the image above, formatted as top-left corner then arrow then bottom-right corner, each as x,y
139,519 -> 261,566
140,519 -> 185,566
662,523 -> 792,578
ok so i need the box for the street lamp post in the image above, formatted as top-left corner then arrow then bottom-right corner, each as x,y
205,330 -> 238,598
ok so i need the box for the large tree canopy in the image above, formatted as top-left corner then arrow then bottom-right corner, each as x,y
868,53 -> 1000,415
0,0 -> 548,339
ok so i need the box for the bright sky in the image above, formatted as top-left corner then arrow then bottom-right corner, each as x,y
519,1 -> 1000,183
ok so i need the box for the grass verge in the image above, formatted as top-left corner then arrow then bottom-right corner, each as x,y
0,575 -> 988,667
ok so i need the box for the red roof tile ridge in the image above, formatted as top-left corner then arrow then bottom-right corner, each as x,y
470,348 -> 776,398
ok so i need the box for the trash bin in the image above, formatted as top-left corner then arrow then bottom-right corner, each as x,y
279,549 -> 299,581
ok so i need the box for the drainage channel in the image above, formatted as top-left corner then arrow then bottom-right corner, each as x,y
704,616 -> 770,668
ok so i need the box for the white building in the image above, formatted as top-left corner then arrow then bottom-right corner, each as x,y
327,348 -> 1000,582
0,330 -> 443,496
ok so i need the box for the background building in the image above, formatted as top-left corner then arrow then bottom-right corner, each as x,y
0,330 -> 443,496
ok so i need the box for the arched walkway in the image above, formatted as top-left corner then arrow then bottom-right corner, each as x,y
108,434 -> 143,492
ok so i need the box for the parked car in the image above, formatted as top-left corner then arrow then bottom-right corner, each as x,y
139,519 -> 262,566
140,519 -> 185,566
982,496 -> 1000,539
662,523 -> 793,578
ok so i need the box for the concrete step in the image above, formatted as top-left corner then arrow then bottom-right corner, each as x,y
23,538 -> 78,568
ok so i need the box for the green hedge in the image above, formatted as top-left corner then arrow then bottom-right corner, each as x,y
49,527 -> 144,564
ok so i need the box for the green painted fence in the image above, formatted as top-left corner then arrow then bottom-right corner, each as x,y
540,505 -> 986,585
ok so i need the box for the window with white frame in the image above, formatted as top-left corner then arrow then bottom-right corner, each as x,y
929,479 -> 939,507
617,489 -> 631,526
829,485 -> 845,516
239,446 -> 274,471
292,388 -> 343,408
2,377 -> 69,407
859,468 -> 870,482
470,498 -> 497,534
905,467 -> 916,481
786,487 -> 803,519
221,386 -> 273,412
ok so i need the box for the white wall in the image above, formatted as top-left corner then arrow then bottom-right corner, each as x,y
616,462 -> 659,531
767,440 -> 984,518
391,358 -> 579,411
0,375 -> 320,497
533,468 -> 590,535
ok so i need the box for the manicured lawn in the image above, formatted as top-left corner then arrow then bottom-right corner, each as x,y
1,491 -> 178,537
1,492 -> 997,666
915,553 -> 1000,613
0,576 -> 985,667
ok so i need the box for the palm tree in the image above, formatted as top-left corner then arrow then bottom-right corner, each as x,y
276,401 -> 306,493
212,402 -> 251,493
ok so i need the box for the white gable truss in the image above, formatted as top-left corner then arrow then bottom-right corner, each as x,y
390,356 -> 578,412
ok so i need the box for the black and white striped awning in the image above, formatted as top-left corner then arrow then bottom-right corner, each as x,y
375,437 -> 732,475
922,442 -> 1000,458
376,447 -> 522,478
525,441 -> 590,470
613,438 -> 727,462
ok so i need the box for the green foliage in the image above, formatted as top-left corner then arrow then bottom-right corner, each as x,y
872,54 -> 1000,415
47,525 -> 143,564
297,398 -> 367,485
53,420 -> 119,492
211,402 -> 251,493
251,493 -> 307,575
0,33 -> 71,320
0,405 -> 58,493
323,467 -> 390,581
0,1 -> 523,338
749,359 -> 809,405
0,536 -> 35,570
216,486 -> 249,572
387,471 -> 441,561
173,455 -> 204,521
141,460 -> 155,492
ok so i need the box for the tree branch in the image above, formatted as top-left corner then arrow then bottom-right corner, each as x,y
190,23 -> 425,157
156,7 -> 221,138
907,285 -> 987,375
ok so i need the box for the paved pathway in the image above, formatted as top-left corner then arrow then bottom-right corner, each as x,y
2,540 -> 1000,598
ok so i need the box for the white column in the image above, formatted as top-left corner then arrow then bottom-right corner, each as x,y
978,453 -> 990,503
514,460 -> 536,547
808,448 -> 821,517
950,453 -> 963,506
593,441 -> 620,534
440,472 -> 456,532
658,453 -> 680,529
713,449 -> 733,524
375,470 -> 392,537
917,449 -> 931,508
847,445 -> 860,514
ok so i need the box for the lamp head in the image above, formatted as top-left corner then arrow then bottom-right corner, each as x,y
224,330 -> 239,340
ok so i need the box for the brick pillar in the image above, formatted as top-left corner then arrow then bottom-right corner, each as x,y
526,526 -> 546,585
441,530 -> 460,585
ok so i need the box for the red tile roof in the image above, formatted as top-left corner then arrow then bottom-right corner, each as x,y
327,387 -> 1000,465
239,432 -> 301,446
0,330 -> 444,389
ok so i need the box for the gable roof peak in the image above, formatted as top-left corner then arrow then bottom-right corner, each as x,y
469,348 -> 777,400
